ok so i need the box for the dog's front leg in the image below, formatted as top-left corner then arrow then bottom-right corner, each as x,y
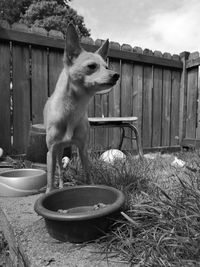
46,145 -> 57,193
57,145 -> 64,189
77,140 -> 93,184
74,118 -> 93,183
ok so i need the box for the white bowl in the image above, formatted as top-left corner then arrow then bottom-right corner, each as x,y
0,169 -> 47,197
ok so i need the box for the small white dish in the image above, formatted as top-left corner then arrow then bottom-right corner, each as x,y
0,169 -> 47,197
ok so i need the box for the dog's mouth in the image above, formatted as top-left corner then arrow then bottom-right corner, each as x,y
91,74 -> 120,89
103,80 -> 118,87
103,82 -> 116,86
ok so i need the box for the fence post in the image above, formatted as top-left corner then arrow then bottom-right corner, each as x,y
179,51 -> 190,144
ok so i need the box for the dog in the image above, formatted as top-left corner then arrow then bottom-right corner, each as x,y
44,23 -> 120,193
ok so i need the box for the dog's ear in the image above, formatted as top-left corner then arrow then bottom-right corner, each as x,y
64,23 -> 82,65
96,39 -> 109,61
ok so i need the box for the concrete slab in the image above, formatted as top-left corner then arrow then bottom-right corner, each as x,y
0,193 -> 128,267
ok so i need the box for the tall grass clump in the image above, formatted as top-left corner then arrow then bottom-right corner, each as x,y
96,162 -> 200,266
64,151 -> 200,266
64,154 -> 153,207
101,180 -> 200,266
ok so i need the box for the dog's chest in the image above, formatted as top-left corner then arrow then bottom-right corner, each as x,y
60,97 -> 88,125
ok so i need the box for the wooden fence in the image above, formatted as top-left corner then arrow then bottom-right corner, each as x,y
0,21 -> 199,155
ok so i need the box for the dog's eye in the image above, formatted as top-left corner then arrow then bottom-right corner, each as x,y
88,64 -> 97,70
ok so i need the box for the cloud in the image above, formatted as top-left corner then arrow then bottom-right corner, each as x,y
149,0 -> 200,53
71,5 -> 98,33
70,0 -> 200,53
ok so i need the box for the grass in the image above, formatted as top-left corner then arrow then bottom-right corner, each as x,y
0,230 -> 8,266
1,150 -> 200,266
64,151 -> 200,266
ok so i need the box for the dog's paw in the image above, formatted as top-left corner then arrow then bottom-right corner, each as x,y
58,180 -> 64,189
45,187 -> 55,193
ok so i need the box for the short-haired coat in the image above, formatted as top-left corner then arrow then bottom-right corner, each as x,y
44,24 -> 119,192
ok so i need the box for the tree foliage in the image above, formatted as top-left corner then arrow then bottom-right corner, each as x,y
0,0 -> 90,37
0,0 -> 32,24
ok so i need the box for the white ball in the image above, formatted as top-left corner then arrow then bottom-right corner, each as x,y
62,156 -> 70,168
100,149 -> 126,164
0,148 -> 3,158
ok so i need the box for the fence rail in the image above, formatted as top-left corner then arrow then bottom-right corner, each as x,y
0,21 -> 199,155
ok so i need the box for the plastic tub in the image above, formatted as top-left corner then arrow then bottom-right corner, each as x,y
34,185 -> 125,243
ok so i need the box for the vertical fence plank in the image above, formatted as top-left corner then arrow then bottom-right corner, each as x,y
48,30 -> 64,96
82,37 -> 96,151
152,51 -> 163,147
12,43 -> 30,153
171,68 -> 181,145
108,42 -> 121,149
48,49 -> 63,96
132,47 -> 143,150
196,65 -> 200,139
162,53 -> 172,146
142,50 -> 153,148
31,45 -> 48,124
186,67 -> 198,139
88,97 -> 95,151
93,39 -> 108,151
179,52 -> 190,142
94,94 -> 108,150
0,42 -> 11,153
121,44 -> 133,150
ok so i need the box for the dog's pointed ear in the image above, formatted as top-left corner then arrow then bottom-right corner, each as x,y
96,39 -> 109,61
63,23 -> 82,65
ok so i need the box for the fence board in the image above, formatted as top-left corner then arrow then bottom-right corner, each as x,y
0,42 -> 11,153
31,46 -> 48,124
171,70 -> 181,145
48,49 -> 63,96
185,67 -> 198,139
88,83 -> 95,151
93,40 -> 108,151
108,42 -> 121,148
120,44 -> 133,150
80,37 -> 96,151
12,43 -> 30,153
88,98 -> 95,151
132,47 -> 143,150
196,66 -> 200,139
93,94 -> 109,150
142,50 -> 153,148
162,53 -> 172,146
152,63 -> 162,147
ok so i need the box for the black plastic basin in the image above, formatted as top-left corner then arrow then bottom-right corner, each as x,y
34,185 -> 125,243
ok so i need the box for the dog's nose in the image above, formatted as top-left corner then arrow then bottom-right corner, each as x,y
112,73 -> 120,81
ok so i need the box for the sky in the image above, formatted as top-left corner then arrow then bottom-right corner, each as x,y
70,0 -> 200,55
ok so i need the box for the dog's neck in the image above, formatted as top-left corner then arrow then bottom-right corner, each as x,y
53,68 -> 93,108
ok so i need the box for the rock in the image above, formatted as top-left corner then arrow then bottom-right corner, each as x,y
171,157 -> 185,167
100,149 -> 126,164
